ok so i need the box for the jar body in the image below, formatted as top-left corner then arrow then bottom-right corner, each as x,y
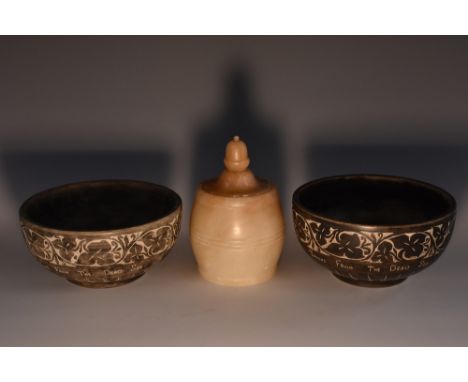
190,187 -> 285,286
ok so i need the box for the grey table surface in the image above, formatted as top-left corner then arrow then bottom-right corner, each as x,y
1,210 -> 467,346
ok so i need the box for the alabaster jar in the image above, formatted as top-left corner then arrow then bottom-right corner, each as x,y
190,136 -> 285,286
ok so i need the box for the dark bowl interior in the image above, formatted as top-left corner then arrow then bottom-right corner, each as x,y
294,175 -> 455,226
20,180 -> 181,232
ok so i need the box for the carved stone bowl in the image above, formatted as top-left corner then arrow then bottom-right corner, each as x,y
293,175 -> 456,287
20,180 -> 182,288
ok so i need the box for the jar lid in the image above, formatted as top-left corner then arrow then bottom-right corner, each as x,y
201,136 -> 273,197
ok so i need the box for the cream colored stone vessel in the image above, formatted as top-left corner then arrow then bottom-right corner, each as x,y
190,136 -> 285,286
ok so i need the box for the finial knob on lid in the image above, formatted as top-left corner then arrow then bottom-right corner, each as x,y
224,135 -> 250,172
201,135 -> 269,196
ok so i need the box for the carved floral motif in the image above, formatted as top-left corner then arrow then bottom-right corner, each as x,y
293,209 -> 454,264
21,211 -> 181,268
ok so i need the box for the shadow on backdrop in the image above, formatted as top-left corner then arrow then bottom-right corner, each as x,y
192,65 -> 285,199
305,143 -> 468,209
1,150 -> 171,207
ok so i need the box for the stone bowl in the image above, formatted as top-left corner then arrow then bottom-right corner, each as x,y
292,175 -> 456,287
19,180 -> 182,288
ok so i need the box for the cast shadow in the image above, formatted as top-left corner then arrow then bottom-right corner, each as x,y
1,150 -> 172,208
305,143 -> 468,209
192,65 -> 285,199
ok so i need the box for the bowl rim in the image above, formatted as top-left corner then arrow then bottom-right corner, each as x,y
292,174 -> 457,231
19,179 -> 182,235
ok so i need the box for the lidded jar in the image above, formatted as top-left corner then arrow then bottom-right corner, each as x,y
190,136 -> 285,286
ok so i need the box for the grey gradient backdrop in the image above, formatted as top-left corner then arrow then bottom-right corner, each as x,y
0,36 -> 467,345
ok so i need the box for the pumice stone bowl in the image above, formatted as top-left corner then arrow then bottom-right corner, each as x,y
19,180 -> 182,288
292,175 -> 456,287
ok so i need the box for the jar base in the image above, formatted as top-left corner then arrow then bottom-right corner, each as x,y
199,268 -> 276,287
333,273 -> 406,288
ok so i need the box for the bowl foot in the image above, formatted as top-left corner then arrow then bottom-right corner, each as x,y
333,273 -> 406,288
67,273 -> 144,288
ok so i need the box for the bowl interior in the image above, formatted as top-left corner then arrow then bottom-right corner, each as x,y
20,180 -> 180,231
294,175 -> 455,226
